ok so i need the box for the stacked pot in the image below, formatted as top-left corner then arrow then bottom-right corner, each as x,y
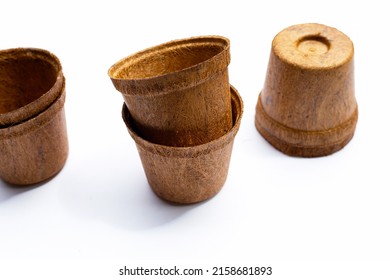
0,48 -> 68,185
108,36 -> 243,204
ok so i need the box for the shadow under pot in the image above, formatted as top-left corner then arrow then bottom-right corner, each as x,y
109,35 -> 232,147
0,48 -> 68,185
123,86 -> 243,204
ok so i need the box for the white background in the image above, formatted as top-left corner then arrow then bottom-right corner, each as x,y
1,0 -> 389,279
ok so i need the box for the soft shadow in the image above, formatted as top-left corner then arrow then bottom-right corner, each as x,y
0,179 -> 45,203
59,159 -> 202,231
98,181 -> 202,230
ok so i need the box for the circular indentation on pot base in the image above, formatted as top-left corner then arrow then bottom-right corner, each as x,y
297,35 -> 330,55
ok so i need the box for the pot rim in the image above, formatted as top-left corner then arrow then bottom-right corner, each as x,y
108,35 -> 230,95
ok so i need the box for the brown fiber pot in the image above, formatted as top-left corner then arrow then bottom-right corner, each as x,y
123,86 -> 243,204
109,35 -> 232,147
255,23 -> 358,157
0,48 -> 68,185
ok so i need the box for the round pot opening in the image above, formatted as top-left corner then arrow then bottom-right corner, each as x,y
0,49 -> 59,114
110,36 -> 229,80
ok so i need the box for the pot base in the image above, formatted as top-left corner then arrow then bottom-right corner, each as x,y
255,93 -> 358,157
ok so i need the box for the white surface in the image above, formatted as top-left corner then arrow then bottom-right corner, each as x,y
1,0 -> 389,278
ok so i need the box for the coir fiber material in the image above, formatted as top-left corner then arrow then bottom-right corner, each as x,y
0,48 -> 68,185
109,36 -> 232,147
123,86 -> 243,204
255,23 -> 358,157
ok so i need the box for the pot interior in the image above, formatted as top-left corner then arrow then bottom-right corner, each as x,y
0,54 -> 58,114
112,39 -> 227,79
